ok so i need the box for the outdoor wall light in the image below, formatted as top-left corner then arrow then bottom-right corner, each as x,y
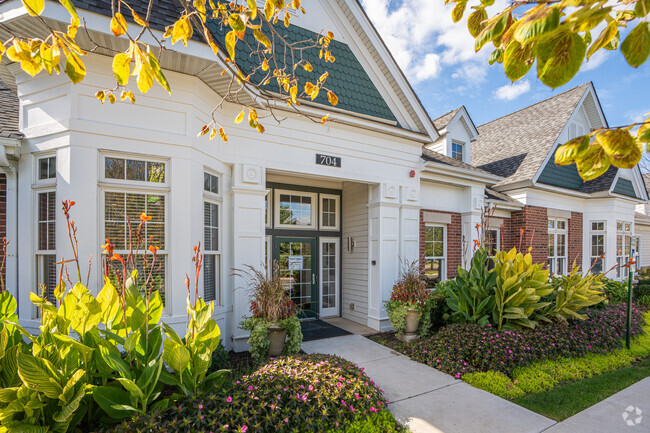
347,237 -> 356,252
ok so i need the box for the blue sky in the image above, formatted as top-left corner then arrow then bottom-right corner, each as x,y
360,0 -> 650,129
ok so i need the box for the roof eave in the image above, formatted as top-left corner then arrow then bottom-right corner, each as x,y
423,160 -> 501,184
486,199 -> 524,210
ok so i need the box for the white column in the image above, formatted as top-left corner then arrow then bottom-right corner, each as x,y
462,188 -> 484,267
399,185 -> 421,262
230,164 -> 266,352
367,183 -> 400,331
3,170 -> 18,301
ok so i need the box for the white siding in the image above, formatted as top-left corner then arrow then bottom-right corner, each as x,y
341,182 -> 369,324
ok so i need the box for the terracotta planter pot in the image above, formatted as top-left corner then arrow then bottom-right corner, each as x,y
405,308 -> 420,334
268,323 -> 287,357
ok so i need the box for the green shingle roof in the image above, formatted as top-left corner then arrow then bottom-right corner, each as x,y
613,177 -> 639,198
206,20 -> 397,122
537,160 -> 618,194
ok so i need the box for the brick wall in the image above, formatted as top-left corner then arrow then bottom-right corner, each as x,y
568,212 -> 583,266
0,174 -> 5,286
502,205 -> 548,263
419,210 -> 462,279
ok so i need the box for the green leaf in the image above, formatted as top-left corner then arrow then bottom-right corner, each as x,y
576,144 -> 610,180
97,281 -> 120,325
228,13 -> 246,33
503,41 -> 533,81
163,339 -> 190,376
99,344 -> 132,380
597,128 -> 636,158
93,386 -> 133,419
513,5 -> 560,44
225,30 -> 237,60
475,12 -> 508,51
635,0 -> 650,18
467,9 -> 487,38
0,291 -> 18,318
610,139 -> 642,169
620,22 -> 650,68
65,52 -> 86,84
52,386 -> 85,423
17,352 -> 63,399
587,19 -> 618,60
452,2 -> 466,23
112,53 -> 131,86
148,51 -> 171,94
137,359 -> 163,398
537,31 -> 587,89
116,377 -> 144,401
254,29 -> 272,48
21,0 -> 44,16
555,135 -> 590,166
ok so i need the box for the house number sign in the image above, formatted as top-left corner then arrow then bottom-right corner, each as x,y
316,153 -> 341,168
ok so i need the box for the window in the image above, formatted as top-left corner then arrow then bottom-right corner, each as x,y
203,171 -> 221,304
548,218 -> 567,275
616,221 -> 632,279
36,190 -> 57,310
320,194 -> 340,230
320,238 -> 339,316
38,156 -> 56,180
486,229 -> 500,256
451,142 -> 464,161
274,190 -> 317,229
591,221 -> 606,274
103,155 -> 167,305
265,190 -> 272,228
424,225 -> 445,283
105,156 -> 166,183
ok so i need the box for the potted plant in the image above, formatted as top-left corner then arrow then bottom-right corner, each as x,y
238,263 -> 303,362
384,260 -> 432,342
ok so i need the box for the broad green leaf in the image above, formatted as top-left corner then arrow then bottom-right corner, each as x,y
17,353 -> 63,399
576,144 -> 610,180
65,52 -> 86,84
537,31 -> 586,89
452,2 -> 466,23
53,386 -> 84,423
60,368 -> 85,403
610,139 -> 642,169
0,387 -> 18,403
148,51 -> 171,94
635,0 -> 650,18
116,377 -> 144,401
475,11 -> 509,51
639,120 -> 650,143
162,322 -> 183,344
597,128 -> 636,157
225,30 -> 237,60
110,12 -> 127,37
147,291 -> 164,326
21,0 -> 44,16
566,5 -> 612,32
98,344 -> 132,379
93,386 -> 132,419
587,19 -> 618,59
112,53 -> 131,86
0,291 -> 18,318
555,135 -> 590,166
468,9 -> 488,38
503,41 -> 533,81
513,5 -> 560,44
620,22 -> 650,68
162,339 -> 190,375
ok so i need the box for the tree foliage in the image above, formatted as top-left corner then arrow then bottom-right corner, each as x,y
448,0 -> 650,180
3,0 -> 339,141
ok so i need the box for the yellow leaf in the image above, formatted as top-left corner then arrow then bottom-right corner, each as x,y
256,123 -> 265,133
112,53 -> 131,86
58,0 -> 80,26
95,90 -> 105,104
148,50 -> 171,94
194,0 -> 207,22
597,129 -> 636,158
111,12 -> 127,37
228,13 -> 246,36
452,2 -> 466,23
264,0 -> 274,21
172,15 -> 193,46
290,85 -> 297,103
303,62 -> 313,72
198,124 -> 209,137
21,0 -> 44,16
210,127 -> 217,141
254,29 -> 272,48
284,12 -> 290,27
219,127 -> 228,142
247,0 -> 258,20
292,0 -> 300,9
319,71 -> 329,82
128,91 -> 136,103
225,31 -> 237,60
120,90 -> 128,101
108,93 -> 116,104
235,109 -> 245,124
262,58 -> 269,71
304,81 -> 315,95
132,9 -> 148,27
271,0 -> 285,9
311,86 -> 319,101
321,114 -> 329,125
327,31 -> 334,39
65,52 -> 85,84
611,139 -> 642,169
327,91 -> 338,106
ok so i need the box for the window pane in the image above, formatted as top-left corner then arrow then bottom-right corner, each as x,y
557,220 -> 566,230
433,241 -> 443,257
147,162 -> 165,183
108,254 -> 166,305
39,157 -> 55,180
557,234 -> 566,257
425,242 -> 433,257
38,191 -> 56,250
548,219 -> 555,229
126,160 -> 146,181
203,173 -> 218,193
548,234 -> 555,257
105,158 -> 125,179
434,226 -> 444,242
203,254 -> 217,302
425,226 -> 433,242
279,193 -> 312,226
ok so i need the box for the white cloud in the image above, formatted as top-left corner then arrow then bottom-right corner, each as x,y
493,80 -> 531,101
360,0 -> 508,85
582,49 -> 610,72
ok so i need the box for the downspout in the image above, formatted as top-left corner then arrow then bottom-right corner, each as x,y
0,138 -> 21,314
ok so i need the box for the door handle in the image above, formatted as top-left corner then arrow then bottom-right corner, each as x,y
312,274 -> 316,285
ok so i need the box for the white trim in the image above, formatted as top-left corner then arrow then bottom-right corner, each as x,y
319,193 -> 340,231
265,189 -> 272,229
273,189 -> 318,230
424,224 -> 446,282
319,237 -> 340,318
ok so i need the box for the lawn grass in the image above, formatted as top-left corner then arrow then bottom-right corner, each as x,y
512,357 -> 650,421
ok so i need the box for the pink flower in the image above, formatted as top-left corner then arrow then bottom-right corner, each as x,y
227,397 -> 232,403
284,418 -> 289,423
337,382 -> 342,388
198,404 -> 203,410
241,427 -> 248,433
248,386 -> 253,391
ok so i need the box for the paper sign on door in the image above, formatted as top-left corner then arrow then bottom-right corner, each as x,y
288,256 -> 303,270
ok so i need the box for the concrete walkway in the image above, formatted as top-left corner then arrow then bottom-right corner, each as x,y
545,377 -> 650,433
302,335 -> 556,433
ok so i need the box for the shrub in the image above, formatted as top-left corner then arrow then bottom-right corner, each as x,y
108,354 -> 389,433
405,303 -> 646,377
462,371 -> 525,399
327,411 -> 407,433
601,277 -> 628,303
512,367 -> 557,393
544,267 -> 605,322
384,260 -> 431,337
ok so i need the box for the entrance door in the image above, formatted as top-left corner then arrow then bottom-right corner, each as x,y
319,238 -> 339,317
275,237 -> 317,318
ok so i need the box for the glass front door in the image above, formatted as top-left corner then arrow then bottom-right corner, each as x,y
275,237 -> 317,318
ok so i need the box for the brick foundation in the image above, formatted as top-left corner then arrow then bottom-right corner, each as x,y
419,210 -> 462,279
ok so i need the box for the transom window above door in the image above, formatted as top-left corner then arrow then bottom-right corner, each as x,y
274,190 -> 317,229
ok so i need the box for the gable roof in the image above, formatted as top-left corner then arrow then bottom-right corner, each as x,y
0,78 -> 21,139
422,148 -> 498,179
472,83 -> 591,187
433,107 -> 462,130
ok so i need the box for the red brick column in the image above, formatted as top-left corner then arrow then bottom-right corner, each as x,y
419,210 -> 463,279
501,206 -> 548,264
568,212 -> 583,266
